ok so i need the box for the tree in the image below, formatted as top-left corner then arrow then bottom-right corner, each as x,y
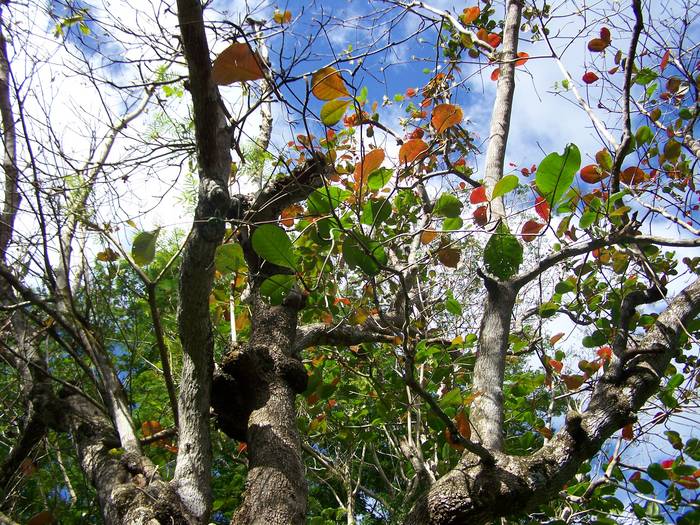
0,0 -> 699,523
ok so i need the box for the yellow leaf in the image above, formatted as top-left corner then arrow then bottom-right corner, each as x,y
212,42 -> 265,85
141,420 -> 163,437
311,67 -> 349,100
273,9 -> 292,24
431,103 -> 463,133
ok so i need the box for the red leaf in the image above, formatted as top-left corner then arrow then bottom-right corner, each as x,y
470,186 -> 488,204
582,71 -> 599,84
487,33 -> 501,48
405,87 -> 417,97
660,50 -> 671,72
620,166 -> 648,185
661,459 -> 675,469
472,206 -> 488,227
622,423 -> 634,440
490,68 -> 500,81
515,52 -> 529,67
600,27 -> 611,43
580,164 -> 609,183
521,219 -> 545,242
535,196 -> 550,221
630,471 -> 641,482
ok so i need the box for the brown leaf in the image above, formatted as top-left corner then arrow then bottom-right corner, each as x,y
141,420 -> 163,437
437,247 -> 460,268
211,43 -> 265,85
521,220 -> 545,242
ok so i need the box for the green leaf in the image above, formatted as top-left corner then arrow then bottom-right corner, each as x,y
361,198 -> 391,226
635,68 -> 658,85
664,140 -> 681,161
445,292 -> 462,316
251,224 -> 297,269
492,174 -> 519,199
631,478 -> 654,494
259,274 -> 295,305
367,168 -> 393,191
667,373 -> 684,390
215,243 -> 246,274
554,279 -> 576,294
307,186 -> 350,215
131,229 -> 160,267
535,144 -> 581,209
442,217 -> 463,231
439,387 -> 462,408
579,210 -> 597,229
635,125 -> 653,145
685,438 -> 700,461
342,233 -> 388,276
647,463 -> 668,481
483,223 -> 523,280
320,99 -> 351,126
433,193 -> 463,218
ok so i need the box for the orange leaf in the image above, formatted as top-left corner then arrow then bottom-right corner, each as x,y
621,423 -> 634,440
587,38 -> 609,52
237,442 -> 248,453
472,205 -> 488,226
409,127 -> 425,139
580,164 -> 609,183
476,28 -> 488,42
620,166 -> 647,185
311,67 -> 350,100
461,6 -> 480,25
660,50 -> 670,72
490,68 -> 500,81
431,103 -> 463,133
521,220 -> 545,242
163,443 -> 178,454
549,359 -> 563,373
280,204 -> 303,227
456,410 -> 471,440
549,332 -> 565,345
399,139 -> 429,164
678,477 -> 700,489
420,229 -> 437,244
405,87 -> 417,97
353,148 -> 385,186
535,196 -> 550,221
437,247 -> 460,268
582,71 -> 599,84
515,52 -> 529,66
537,426 -> 553,439
141,420 -> 163,437
597,345 -> 612,361
562,374 -> 586,390
470,186 -> 487,204
211,43 -> 265,85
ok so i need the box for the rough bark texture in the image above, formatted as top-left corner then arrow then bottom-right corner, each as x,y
470,282 -> 516,451
173,0 -> 231,521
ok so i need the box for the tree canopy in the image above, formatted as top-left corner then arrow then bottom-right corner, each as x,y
0,0 -> 699,524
